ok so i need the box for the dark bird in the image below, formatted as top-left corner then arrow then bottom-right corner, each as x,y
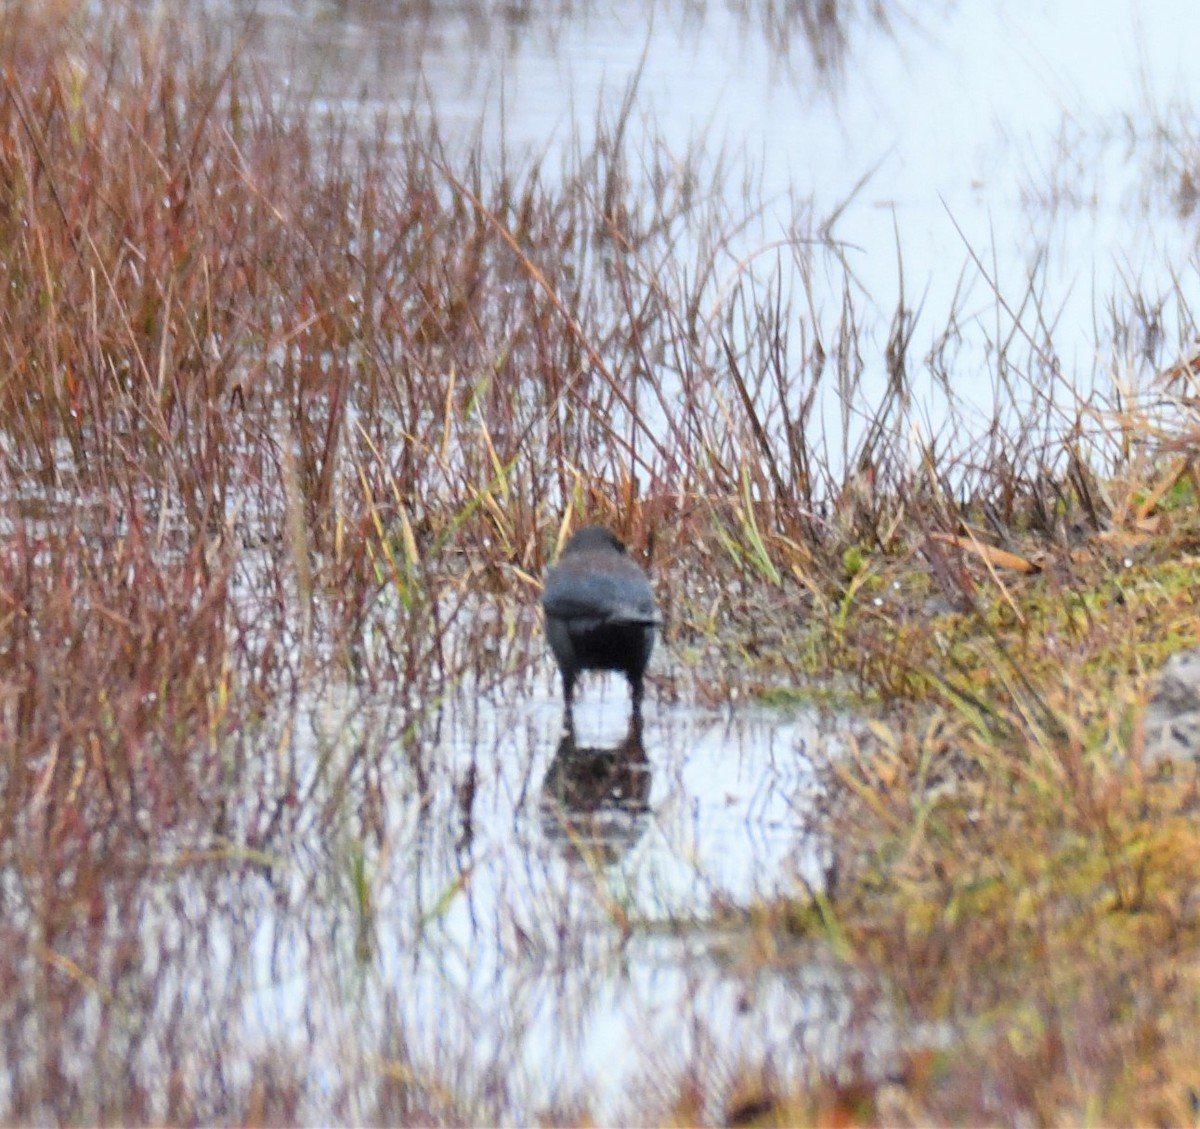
541,525 -> 659,713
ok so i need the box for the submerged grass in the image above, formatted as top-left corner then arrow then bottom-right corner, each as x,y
1,0 -> 1199,1124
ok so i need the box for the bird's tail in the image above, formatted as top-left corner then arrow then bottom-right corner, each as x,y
606,607 -> 662,626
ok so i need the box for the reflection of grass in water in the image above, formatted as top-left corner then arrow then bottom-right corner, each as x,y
3,1 -> 1200,1123
227,0 -> 893,82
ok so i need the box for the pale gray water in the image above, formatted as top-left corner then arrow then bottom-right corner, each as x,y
177,0 -> 1200,434
93,679 -> 851,1124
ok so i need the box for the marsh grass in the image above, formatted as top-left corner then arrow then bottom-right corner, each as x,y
2,0 -> 1200,1123
699,493 -> 1200,1123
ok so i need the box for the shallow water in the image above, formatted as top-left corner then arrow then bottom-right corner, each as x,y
181,0 -> 1200,430
5,670 -> 849,1122
252,685 -> 842,1122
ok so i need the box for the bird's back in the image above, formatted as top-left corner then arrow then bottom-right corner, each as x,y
541,526 -> 659,694
542,558 -> 657,631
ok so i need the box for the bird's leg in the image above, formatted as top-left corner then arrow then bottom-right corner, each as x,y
630,674 -> 644,712
625,702 -> 644,748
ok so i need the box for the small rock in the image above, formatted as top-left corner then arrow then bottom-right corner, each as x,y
1142,648 -> 1200,764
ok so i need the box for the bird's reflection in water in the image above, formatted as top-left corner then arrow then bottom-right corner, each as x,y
539,710 -> 652,866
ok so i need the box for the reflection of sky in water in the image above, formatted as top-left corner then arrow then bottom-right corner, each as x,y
173,0 -> 1200,484
206,678 -> 845,1121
